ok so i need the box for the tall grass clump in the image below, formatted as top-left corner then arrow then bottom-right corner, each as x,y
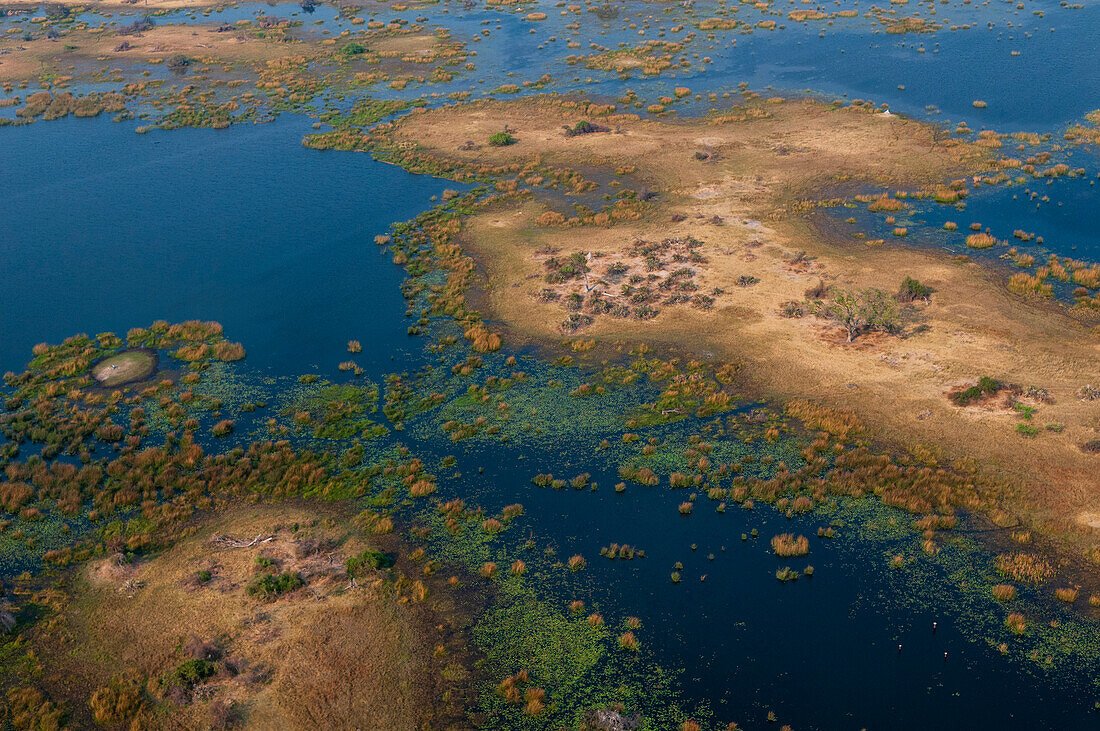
966,232 -> 998,249
771,533 -> 809,556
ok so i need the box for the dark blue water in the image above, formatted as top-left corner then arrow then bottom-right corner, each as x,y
0,116 -> 455,376
442,442 -> 1100,730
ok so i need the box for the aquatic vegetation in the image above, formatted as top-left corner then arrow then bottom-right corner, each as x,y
771,533 -> 809,557
1054,587 -> 1080,603
618,632 -> 639,652
966,233 -> 998,249
992,584 -> 1018,602
775,567 -> 799,582
1005,612 -> 1027,635
995,553 -> 1053,585
1007,273 -> 1053,298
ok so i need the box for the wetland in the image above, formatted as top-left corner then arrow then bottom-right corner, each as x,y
1,0 -> 1100,729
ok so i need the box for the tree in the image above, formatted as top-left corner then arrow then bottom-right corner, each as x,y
822,289 -> 858,342
821,287 -> 899,342
861,288 -> 900,334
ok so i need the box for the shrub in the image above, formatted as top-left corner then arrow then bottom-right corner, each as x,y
897,276 -> 931,302
246,571 -> 304,599
346,550 -> 394,576
564,120 -> 607,137
163,658 -> 216,689
488,131 -> 516,147
166,54 -> 193,70
950,377 -> 999,406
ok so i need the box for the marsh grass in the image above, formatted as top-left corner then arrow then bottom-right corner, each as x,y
618,631 -> 639,651
775,567 -> 799,582
1054,586 -> 1079,603
995,553 -> 1053,584
770,533 -> 809,557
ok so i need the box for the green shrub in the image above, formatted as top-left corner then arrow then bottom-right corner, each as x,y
163,659 -> 215,689
951,377 -> 1000,406
488,131 -> 516,146
1016,423 -> 1040,437
246,571 -> 304,599
898,276 -> 931,302
346,549 -> 395,577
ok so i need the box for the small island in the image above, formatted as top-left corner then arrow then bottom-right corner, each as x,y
90,349 -> 158,387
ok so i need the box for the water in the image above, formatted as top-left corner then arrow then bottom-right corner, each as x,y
0,116 -> 456,376
438,440 -> 1100,729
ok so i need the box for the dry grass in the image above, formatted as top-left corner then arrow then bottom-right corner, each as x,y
771,533 -> 810,557
1054,586 -> 1080,603
992,584 -> 1017,601
995,552 -> 1054,584
41,503 -> 457,729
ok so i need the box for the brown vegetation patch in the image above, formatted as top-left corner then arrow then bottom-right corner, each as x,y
36,503 -> 473,729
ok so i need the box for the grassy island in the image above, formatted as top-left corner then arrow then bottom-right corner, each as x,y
368,94 -> 1100,541
90,349 -> 157,387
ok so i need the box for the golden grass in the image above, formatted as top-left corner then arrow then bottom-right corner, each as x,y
965,232 -> 998,249
41,503 -> 459,729
1054,586 -> 1079,603
991,584 -> 1017,601
995,553 -> 1053,584
771,533 -> 810,557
